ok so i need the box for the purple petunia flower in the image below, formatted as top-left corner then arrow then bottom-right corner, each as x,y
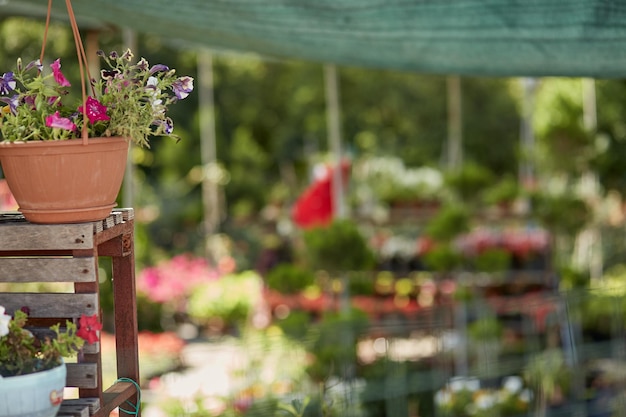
149,64 -> 169,75
0,72 -> 16,95
135,58 -> 149,71
24,59 -> 43,72
172,76 -> 194,100
153,117 -> 174,135
0,95 -> 19,114
45,111 -> 77,131
50,59 -> 71,87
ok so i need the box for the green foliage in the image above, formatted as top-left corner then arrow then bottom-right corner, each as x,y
524,349 -> 571,403
444,162 -> 495,203
302,220 -> 376,272
0,309 -> 85,377
266,264 -> 315,294
186,271 -> 262,328
481,175 -> 519,206
348,271 -> 377,296
473,248 -> 512,272
422,244 -> 464,272
530,192 -> 590,235
424,205 -> 470,242
276,310 -> 312,341
468,316 -> 503,341
306,308 -> 370,381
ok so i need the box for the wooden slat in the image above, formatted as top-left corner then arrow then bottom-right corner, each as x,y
62,398 -> 100,415
92,382 -> 137,417
0,293 -> 98,317
67,362 -> 99,389
0,257 -> 96,282
114,208 -> 134,221
0,222 -> 94,251
57,404 -> 90,417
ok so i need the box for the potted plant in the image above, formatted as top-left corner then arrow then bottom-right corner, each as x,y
302,219 -> 376,273
0,306 -> 101,417
0,6 -> 193,224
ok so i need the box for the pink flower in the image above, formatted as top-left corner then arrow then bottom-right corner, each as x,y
137,254 -> 224,307
50,59 -> 71,87
78,96 -> 110,124
45,111 -> 76,131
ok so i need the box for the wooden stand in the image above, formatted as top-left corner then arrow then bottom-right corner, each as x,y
0,209 -> 140,417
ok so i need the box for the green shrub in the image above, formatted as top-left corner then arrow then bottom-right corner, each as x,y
303,219 -> 376,272
276,310 -> 312,341
422,244 -> 463,272
266,264 -> 315,294
474,248 -> 512,272
424,205 -> 470,242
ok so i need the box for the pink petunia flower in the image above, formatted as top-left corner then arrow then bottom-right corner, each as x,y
45,111 -> 76,131
50,59 -> 71,87
78,96 -> 110,124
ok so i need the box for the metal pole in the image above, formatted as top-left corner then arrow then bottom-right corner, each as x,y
324,64 -> 346,220
581,78 -> 603,282
198,50 -> 220,262
446,76 -> 463,171
519,78 -> 538,189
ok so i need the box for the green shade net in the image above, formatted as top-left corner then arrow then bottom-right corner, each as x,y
2,0 -> 626,78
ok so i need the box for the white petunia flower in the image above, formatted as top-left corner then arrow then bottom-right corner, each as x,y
0,306 -> 11,337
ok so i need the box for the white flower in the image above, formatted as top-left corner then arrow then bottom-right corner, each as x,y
519,388 -> 533,403
434,389 -> 452,406
503,375 -> 524,394
449,376 -> 480,392
474,391 -> 497,409
0,305 -> 11,337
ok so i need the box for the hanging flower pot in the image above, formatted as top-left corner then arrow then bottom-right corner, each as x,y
0,362 -> 66,417
0,137 -> 129,223
0,0 -> 194,224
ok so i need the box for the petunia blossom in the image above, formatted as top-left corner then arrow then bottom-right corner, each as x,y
0,72 -> 15,95
0,306 -> 10,337
0,95 -> 19,114
149,64 -> 169,75
172,76 -> 194,99
45,111 -> 77,131
24,59 -> 43,72
78,96 -> 110,124
50,59 -> 71,87
76,314 -> 102,345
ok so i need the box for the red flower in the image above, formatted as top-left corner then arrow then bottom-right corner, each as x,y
77,314 -> 102,344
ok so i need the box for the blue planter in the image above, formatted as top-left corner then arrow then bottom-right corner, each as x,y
0,362 -> 66,417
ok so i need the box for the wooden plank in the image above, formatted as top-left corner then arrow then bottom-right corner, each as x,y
0,223 -> 94,250
92,382 -> 137,417
0,293 -> 98,317
57,404 -> 90,417
0,257 -> 96,282
62,398 -> 100,415
67,362 -> 99,389
114,208 -> 134,221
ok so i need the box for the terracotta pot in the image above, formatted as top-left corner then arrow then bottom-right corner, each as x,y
0,362 -> 66,417
0,137 -> 129,224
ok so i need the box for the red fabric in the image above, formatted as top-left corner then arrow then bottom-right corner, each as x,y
292,160 -> 350,229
